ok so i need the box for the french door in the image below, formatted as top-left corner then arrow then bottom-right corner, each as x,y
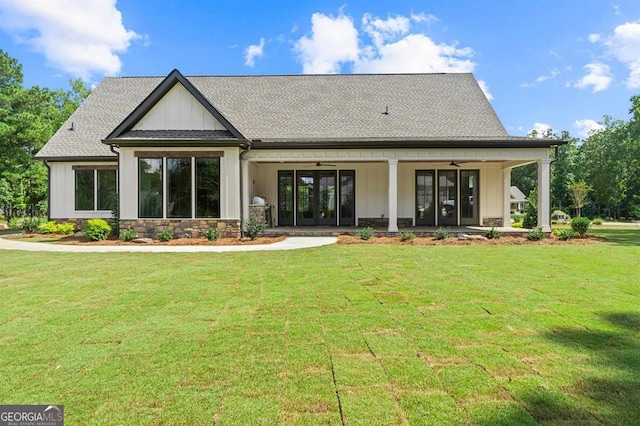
416,169 -> 479,226
296,171 -> 337,226
438,170 -> 457,226
416,170 -> 435,225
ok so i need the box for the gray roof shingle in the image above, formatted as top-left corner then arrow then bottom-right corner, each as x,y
36,72 -> 514,160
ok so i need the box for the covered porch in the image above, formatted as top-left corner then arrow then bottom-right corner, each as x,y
263,225 -> 530,237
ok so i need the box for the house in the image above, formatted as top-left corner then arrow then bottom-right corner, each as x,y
36,69 -> 563,237
510,186 -> 527,213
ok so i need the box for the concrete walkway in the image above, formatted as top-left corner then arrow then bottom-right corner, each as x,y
0,235 -> 337,253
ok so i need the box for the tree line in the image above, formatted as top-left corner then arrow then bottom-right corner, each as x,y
0,50 -> 90,219
513,97 -> 640,220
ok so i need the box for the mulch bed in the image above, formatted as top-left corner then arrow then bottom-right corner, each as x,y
6,234 -> 286,246
337,234 -> 606,245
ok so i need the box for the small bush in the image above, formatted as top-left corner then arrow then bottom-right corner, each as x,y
554,228 -> 577,241
434,227 -> 449,240
592,217 -> 603,226
399,230 -> 416,242
120,229 -> 137,242
244,218 -> 266,240
157,228 -> 174,242
56,223 -> 75,235
570,217 -> 591,237
355,226 -> 374,240
85,218 -> 111,241
7,217 -> 23,229
511,213 -> 524,223
204,227 -> 220,241
485,227 -> 503,239
38,221 -> 58,234
527,227 -> 546,241
512,221 -> 523,228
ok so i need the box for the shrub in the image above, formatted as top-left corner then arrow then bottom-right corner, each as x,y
244,218 -> 267,240
527,227 -> 546,241
355,226 -> 374,240
511,213 -> 524,223
56,222 -> 75,235
554,228 -> 577,241
7,217 -> 23,229
512,221 -> 523,228
523,188 -> 538,229
434,227 -> 449,240
204,227 -> 220,241
157,228 -> 174,242
485,227 -> 503,239
38,221 -> 58,234
85,218 -> 111,241
120,229 -> 137,242
399,230 -> 415,242
592,217 -> 603,226
570,217 -> 591,237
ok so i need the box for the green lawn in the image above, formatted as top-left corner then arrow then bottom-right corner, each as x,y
0,228 -> 639,425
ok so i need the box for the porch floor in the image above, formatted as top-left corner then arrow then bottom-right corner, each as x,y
263,226 -> 528,237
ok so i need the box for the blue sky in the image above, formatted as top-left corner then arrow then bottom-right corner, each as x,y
1,0 -> 640,138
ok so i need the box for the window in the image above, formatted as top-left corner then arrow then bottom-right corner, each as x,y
167,158 -> 191,218
139,158 -> 163,218
137,155 -> 220,219
74,168 -> 117,211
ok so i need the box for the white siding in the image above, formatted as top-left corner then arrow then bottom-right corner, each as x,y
132,83 -> 226,131
49,162 -> 117,219
119,147 -> 240,220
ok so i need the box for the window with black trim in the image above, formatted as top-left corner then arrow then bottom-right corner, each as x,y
138,158 -> 163,218
74,168 -> 116,211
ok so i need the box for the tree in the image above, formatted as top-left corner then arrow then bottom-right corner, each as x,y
0,49 -> 90,219
568,181 -> 591,217
550,131 -> 580,210
523,188 -> 538,229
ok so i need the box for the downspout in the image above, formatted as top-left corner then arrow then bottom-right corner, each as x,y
109,144 -> 120,232
239,140 -> 254,237
44,160 -> 51,221
550,145 -> 560,165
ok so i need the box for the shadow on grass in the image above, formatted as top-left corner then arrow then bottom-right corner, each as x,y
541,311 -> 640,424
591,227 -> 640,246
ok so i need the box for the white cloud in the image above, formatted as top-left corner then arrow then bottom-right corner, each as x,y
535,68 -> 560,83
529,122 -> 552,138
0,0 -> 140,80
245,38 -> 266,67
294,13 -> 359,74
604,21 -> 640,88
410,12 -> 438,25
574,63 -> 612,92
477,80 -> 493,100
295,11 -> 478,77
573,119 -> 604,138
588,33 -> 601,43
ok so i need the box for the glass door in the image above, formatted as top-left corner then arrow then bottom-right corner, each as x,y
339,170 -> 355,226
438,170 -> 457,226
416,170 -> 435,226
296,172 -> 315,225
278,170 -> 294,226
317,171 -> 337,226
460,170 -> 479,225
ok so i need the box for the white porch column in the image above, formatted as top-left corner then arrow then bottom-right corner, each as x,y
241,158 -> 250,226
503,167 -> 512,228
537,159 -> 552,232
388,159 -> 399,232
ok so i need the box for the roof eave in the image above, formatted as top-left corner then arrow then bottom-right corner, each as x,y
102,139 -> 247,148
34,155 -> 118,162
250,138 -> 567,149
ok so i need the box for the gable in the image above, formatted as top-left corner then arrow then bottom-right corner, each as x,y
132,83 -> 226,131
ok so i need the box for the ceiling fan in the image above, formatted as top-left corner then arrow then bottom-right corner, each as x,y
449,161 -> 461,167
305,161 -> 336,167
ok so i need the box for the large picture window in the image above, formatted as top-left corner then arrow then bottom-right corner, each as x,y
137,153 -> 221,219
75,167 -> 117,211
139,158 -> 163,218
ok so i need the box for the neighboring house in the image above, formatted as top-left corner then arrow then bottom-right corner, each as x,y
510,186 -> 527,213
36,69 -> 563,237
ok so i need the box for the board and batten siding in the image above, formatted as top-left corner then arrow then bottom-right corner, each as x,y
49,161 -> 117,219
132,83 -> 226,131
119,147 -> 240,220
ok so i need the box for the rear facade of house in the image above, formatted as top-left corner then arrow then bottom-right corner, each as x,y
36,70 -> 560,237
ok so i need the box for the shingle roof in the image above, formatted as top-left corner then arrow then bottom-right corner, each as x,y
37,72 -> 527,160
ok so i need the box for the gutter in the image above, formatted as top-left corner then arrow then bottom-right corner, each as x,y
109,144 -> 120,231
44,161 -> 51,221
238,140 -> 254,237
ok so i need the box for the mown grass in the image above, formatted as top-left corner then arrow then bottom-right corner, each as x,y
0,228 -> 638,424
